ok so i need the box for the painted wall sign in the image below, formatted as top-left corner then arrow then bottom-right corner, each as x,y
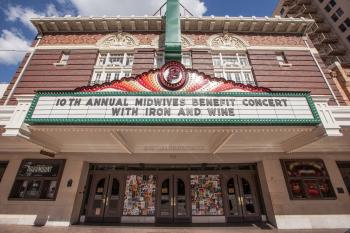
25,92 -> 320,125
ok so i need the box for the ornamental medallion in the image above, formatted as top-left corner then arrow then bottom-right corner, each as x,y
158,61 -> 187,91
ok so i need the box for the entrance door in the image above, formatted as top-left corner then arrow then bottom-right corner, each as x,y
156,174 -> 191,223
86,173 -> 123,223
224,173 -> 261,222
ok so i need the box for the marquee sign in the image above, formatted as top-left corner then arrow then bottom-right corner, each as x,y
25,92 -> 320,125
25,62 -> 320,126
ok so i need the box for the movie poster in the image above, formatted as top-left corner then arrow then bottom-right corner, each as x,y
190,175 -> 224,216
122,175 -> 156,216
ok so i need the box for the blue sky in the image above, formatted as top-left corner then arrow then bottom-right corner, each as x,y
0,0 -> 278,83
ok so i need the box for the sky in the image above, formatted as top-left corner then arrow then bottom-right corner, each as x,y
0,0 -> 278,83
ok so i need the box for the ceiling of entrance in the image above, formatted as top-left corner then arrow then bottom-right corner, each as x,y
1,125 -> 348,154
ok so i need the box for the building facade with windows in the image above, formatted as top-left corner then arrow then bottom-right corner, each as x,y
274,0 -> 350,105
0,1 -> 350,230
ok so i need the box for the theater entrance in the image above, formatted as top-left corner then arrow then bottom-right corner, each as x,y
223,173 -> 261,222
82,164 -> 264,224
156,173 -> 191,223
85,173 -> 124,223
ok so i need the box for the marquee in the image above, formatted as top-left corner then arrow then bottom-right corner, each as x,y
25,62 -> 320,126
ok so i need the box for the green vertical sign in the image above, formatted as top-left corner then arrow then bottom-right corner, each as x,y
165,0 -> 182,62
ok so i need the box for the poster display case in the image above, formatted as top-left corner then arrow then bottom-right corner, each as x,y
281,160 -> 336,200
123,175 -> 156,216
190,174 -> 224,216
9,159 -> 65,200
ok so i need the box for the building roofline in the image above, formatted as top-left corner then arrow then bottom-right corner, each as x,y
30,15 -> 314,35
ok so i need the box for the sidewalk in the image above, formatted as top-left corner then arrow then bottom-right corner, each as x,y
0,225 -> 348,233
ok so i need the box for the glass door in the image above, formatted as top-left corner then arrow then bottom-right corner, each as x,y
103,174 -> 123,222
224,173 -> 261,222
86,173 -> 123,223
156,173 -> 190,223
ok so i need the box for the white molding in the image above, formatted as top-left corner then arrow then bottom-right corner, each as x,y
248,46 -> 308,51
31,16 -> 314,35
34,44 -> 311,51
275,215 -> 350,229
313,96 -> 343,136
45,221 -> 70,227
3,96 -> 33,137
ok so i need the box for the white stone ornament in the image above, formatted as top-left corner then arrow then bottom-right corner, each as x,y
209,34 -> 248,50
97,33 -> 138,48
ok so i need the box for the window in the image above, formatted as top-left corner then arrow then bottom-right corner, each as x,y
329,0 -> 336,7
324,4 -> 332,12
54,51 -> 70,66
91,52 -> 133,85
281,160 -> 336,200
336,8 -> 344,17
154,52 -> 192,68
324,0 -> 336,12
212,53 -> 255,85
9,160 -> 65,200
0,161 -> 8,182
331,8 -> 344,22
276,51 -> 289,65
331,13 -> 339,22
280,8 -> 285,15
345,18 -> 350,27
339,23 -> 347,32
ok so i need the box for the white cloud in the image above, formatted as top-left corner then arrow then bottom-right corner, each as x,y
4,4 -> 60,32
5,5 -> 40,32
67,0 -> 207,16
0,30 -> 30,65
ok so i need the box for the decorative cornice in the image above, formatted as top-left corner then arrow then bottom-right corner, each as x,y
30,16 -> 314,35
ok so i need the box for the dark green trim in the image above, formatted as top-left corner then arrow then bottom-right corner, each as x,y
25,91 -> 321,126
164,0 -> 181,62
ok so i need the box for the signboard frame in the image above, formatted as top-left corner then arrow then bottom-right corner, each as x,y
25,91 -> 321,126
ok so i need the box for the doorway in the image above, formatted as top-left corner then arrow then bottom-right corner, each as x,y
156,173 -> 191,223
82,164 -> 264,224
223,173 -> 261,222
85,173 -> 124,223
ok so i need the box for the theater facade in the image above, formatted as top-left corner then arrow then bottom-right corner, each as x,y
0,1 -> 350,230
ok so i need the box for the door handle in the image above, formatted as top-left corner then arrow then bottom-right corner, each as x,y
105,196 -> 109,206
238,196 -> 244,205
171,197 -> 176,206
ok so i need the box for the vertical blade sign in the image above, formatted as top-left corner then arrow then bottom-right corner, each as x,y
165,0 -> 182,62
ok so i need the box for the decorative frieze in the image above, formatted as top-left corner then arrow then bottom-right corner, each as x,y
96,33 -> 139,49
39,33 -> 306,48
209,34 -> 248,50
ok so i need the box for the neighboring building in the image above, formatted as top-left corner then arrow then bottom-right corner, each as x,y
273,0 -> 350,104
0,84 -> 8,99
0,0 -> 350,230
